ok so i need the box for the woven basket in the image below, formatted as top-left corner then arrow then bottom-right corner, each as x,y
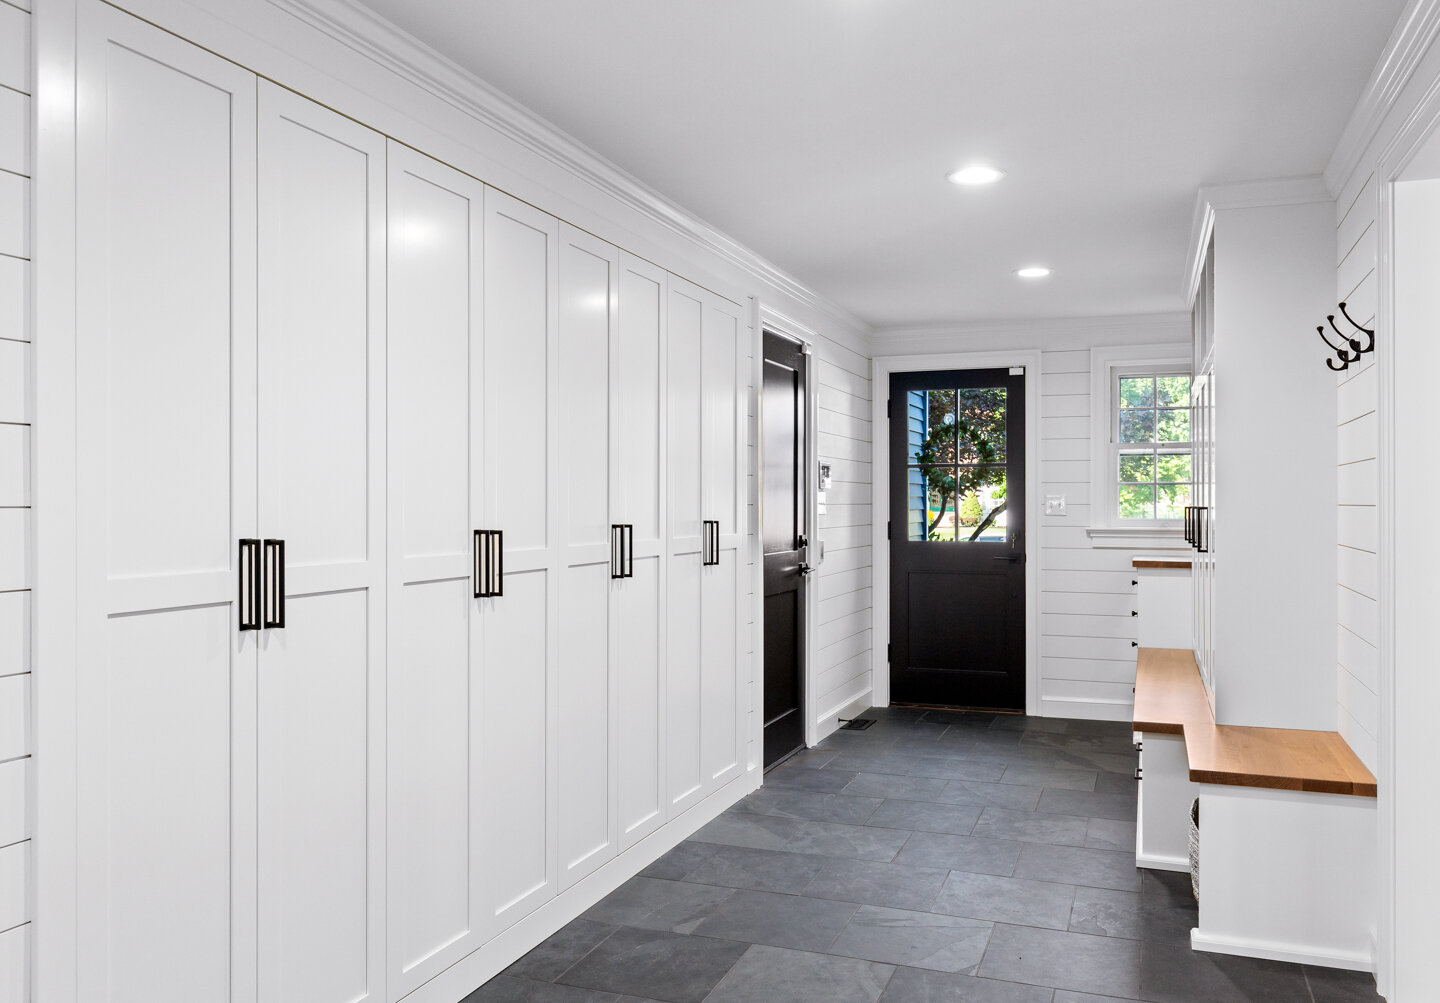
1188,797 -> 1200,902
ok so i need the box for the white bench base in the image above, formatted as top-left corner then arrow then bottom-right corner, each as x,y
1134,731 -> 1198,873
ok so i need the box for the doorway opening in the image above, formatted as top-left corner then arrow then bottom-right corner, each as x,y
888,367 -> 1026,710
761,331 -> 811,768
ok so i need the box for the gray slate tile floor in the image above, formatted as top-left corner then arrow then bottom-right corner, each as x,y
464,707 -> 1382,1003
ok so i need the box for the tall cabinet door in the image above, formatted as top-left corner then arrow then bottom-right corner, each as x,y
556,225 -> 618,889
256,83 -> 387,1003
75,9 -> 258,1001
481,188 -> 560,932
614,254 -> 668,848
701,294 -> 746,789
665,278 -> 707,816
385,144 -> 486,998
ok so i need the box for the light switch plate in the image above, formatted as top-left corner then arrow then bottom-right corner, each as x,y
1045,493 -> 1067,516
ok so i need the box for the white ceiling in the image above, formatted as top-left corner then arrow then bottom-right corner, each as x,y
356,0 -> 1405,329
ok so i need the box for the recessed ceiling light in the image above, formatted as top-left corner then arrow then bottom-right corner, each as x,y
1015,266 -> 1052,279
946,165 -> 1005,186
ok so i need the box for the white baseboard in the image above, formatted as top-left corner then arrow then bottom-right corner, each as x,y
406,767 -> 763,1003
1135,851 -> 1190,873
814,688 -> 874,745
1190,929 -> 1373,972
1038,697 -> 1133,722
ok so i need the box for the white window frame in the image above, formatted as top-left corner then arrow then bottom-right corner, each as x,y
1086,344 -> 1192,548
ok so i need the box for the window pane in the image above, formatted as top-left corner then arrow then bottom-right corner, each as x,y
953,386 -> 1007,463
1156,452 -> 1191,482
1156,408 -> 1190,442
908,464 -> 958,541
953,465 -> 1008,543
1119,484 -> 1155,519
1156,375 -> 1191,407
1119,377 -> 1154,407
1119,409 -> 1155,443
1119,452 -> 1154,482
1157,482 -> 1191,518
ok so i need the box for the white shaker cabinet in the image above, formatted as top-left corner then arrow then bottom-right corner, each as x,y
479,188 -> 560,934
74,11 -> 257,1002
385,144 -> 487,998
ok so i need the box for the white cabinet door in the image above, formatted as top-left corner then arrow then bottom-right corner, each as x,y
256,82 -> 387,1003
614,253 -> 667,848
480,187 -> 559,932
701,294 -> 746,789
665,278 -> 706,815
385,143 -> 486,998
74,9 -> 258,1001
556,224 -> 617,889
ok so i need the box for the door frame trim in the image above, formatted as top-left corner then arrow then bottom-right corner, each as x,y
759,308 -> 820,749
870,351 -> 1043,716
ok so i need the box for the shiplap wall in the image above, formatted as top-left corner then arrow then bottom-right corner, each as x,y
1334,170 -> 1380,772
813,335 -> 874,727
0,0 -> 30,998
1038,348 -> 1183,719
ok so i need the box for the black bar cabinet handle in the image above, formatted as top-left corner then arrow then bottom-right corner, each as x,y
1195,507 -> 1208,554
476,529 -> 504,598
703,520 -> 720,567
624,524 -> 635,578
239,539 -> 261,631
611,524 -> 625,580
492,530 -> 504,596
1183,506 -> 1193,545
263,538 -> 285,629
474,529 -> 484,598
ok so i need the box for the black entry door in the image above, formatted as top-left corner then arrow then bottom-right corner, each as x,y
889,367 -> 1025,709
762,332 -> 808,767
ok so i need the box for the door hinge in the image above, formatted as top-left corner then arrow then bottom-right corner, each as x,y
887,521 -> 891,541
887,642 -> 891,663
886,398 -> 891,419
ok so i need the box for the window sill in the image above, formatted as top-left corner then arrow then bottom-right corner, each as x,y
1084,526 -> 1189,550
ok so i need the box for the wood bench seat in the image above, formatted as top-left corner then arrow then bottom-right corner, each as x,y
1132,647 -> 1376,798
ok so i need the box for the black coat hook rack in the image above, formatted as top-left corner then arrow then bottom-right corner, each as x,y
1315,302 -> 1374,372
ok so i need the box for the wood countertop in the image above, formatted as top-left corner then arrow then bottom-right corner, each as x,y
1132,648 -> 1377,798
1132,559 -> 1192,569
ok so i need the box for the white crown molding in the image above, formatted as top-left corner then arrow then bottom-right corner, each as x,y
1181,175 -> 1331,304
872,311 -> 1190,356
272,0 -> 874,350
1325,0 -> 1440,195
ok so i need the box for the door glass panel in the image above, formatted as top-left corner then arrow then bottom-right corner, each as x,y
906,386 -> 1007,542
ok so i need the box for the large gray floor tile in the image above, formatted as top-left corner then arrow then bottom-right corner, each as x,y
830,904 -> 994,973
765,765 -> 860,793
1068,885 -> 1192,947
705,944 -> 893,1003
937,779 -> 1045,811
802,856 -> 951,911
688,888 -> 858,952
978,923 -> 1142,998
1138,940 -> 1311,1002
735,786 -> 884,824
783,819 -> 913,861
691,811 -> 804,850
866,798 -> 984,835
581,877 -> 733,933
1304,966 -> 1384,1001
678,844 -> 829,893
972,806 -> 1090,846
892,830 -> 1023,876
504,919 -> 617,981
462,975 -> 648,1002
1084,817 -> 1136,852
998,765 -> 1098,791
1094,770 -> 1141,795
842,772 -> 952,801
1013,842 -> 1142,892
555,926 -> 747,1003
1037,788 -> 1139,822
931,869 -> 1076,929
830,753 -> 1007,783
1052,992 -> 1133,1003
638,840 -> 717,880
878,966 -> 1056,1003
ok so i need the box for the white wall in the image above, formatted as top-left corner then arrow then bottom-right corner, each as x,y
0,0 -> 30,998
872,316 -> 1188,721
812,336 -> 875,730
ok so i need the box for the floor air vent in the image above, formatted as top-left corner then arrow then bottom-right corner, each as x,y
839,718 -> 876,731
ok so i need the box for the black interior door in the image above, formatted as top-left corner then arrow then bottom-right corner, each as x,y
889,367 -> 1025,709
762,332 -> 808,767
